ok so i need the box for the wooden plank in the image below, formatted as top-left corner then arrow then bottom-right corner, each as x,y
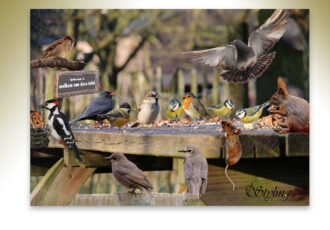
70,193 -> 204,206
45,129 -> 308,159
30,158 -> 96,206
202,158 -> 309,206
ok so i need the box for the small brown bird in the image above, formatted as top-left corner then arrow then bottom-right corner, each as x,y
131,92 -> 160,127
41,35 -> 75,59
105,152 -> 154,198
221,120 -> 242,191
178,144 -> 208,200
182,93 -> 209,120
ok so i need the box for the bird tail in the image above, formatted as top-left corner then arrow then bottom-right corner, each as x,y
71,143 -> 84,162
221,70 -> 252,84
253,52 -> 276,78
130,121 -> 140,128
69,114 -> 84,125
225,163 -> 235,191
141,187 -> 154,199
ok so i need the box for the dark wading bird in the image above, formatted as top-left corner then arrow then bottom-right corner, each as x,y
179,144 -> 208,200
40,99 -> 84,162
105,152 -> 154,198
182,9 -> 291,83
69,90 -> 115,125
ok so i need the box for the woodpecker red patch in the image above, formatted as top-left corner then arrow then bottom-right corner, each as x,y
54,101 -> 60,106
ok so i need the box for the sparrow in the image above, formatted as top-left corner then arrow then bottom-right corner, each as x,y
166,99 -> 185,121
41,35 -> 75,59
178,144 -> 208,200
39,99 -> 83,162
131,92 -> 160,127
98,103 -> 132,129
206,99 -> 235,117
105,152 -> 154,198
69,90 -> 115,125
235,101 -> 270,123
182,9 -> 290,83
221,120 -> 242,191
182,93 -> 209,120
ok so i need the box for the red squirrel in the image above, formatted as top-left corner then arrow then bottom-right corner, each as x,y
270,77 -> 309,133
221,120 -> 242,191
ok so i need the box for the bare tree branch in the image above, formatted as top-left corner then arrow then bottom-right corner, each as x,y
30,57 -> 85,70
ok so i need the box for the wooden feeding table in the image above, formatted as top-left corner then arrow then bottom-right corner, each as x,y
30,124 -> 309,206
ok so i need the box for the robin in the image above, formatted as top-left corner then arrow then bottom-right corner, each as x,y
166,99 -> 185,121
131,92 -> 160,127
98,103 -> 133,129
206,99 -> 235,118
235,101 -> 270,123
178,144 -> 208,200
69,90 -> 115,125
105,152 -> 154,198
182,93 -> 209,120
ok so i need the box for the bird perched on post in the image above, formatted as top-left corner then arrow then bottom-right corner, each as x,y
40,99 -> 83,162
166,99 -> 185,121
131,92 -> 160,127
182,9 -> 290,83
105,152 -> 154,198
235,101 -> 270,123
206,99 -> 235,118
221,120 -> 242,191
182,93 -> 209,120
69,90 -> 115,125
41,35 -> 75,59
97,102 -> 132,129
178,144 -> 208,200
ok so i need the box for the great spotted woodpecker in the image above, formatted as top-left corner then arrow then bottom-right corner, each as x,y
40,99 -> 84,162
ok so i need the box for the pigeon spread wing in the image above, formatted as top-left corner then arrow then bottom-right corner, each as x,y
182,45 -> 238,70
248,9 -> 290,56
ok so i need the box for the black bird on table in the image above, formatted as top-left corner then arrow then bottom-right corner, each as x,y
69,90 -> 115,126
182,9 -> 291,83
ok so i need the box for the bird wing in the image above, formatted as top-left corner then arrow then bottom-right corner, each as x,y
53,113 -> 75,142
42,38 -> 64,58
245,105 -> 261,116
200,157 -> 208,195
77,97 -> 114,120
182,45 -> 238,70
118,161 -> 153,190
192,98 -> 209,118
105,109 -> 128,120
248,9 -> 290,56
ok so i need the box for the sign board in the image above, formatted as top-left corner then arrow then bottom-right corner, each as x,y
53,70 -> 100,98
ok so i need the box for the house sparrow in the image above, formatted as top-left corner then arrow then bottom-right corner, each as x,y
41,35 -> 75,59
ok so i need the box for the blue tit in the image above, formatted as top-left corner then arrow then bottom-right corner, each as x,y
166,99 -> 185,120
206,99 -> 234,117
235,101 -> 270,123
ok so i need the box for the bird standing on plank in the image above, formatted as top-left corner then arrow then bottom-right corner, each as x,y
236,101 -> 270,123
131,92 -> 160,127
69,90 -> 115,126
41,35 -> 75,59
166,99 -> 185,121
105,152 -> 154,198
182,93 -> 209,120
206,99 -> 235,118
98,102 -> 133,129
39,99 -> 83,162
178,144 -> 208,200
182,9 -> 290,83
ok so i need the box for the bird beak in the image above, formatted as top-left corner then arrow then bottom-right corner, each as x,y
178,149 -> 187,153
110,92 -> 116,96
104,156 -> 112,160
39,105 -> 45,109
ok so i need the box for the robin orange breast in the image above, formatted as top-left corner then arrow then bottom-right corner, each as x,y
182,93 -> 209,120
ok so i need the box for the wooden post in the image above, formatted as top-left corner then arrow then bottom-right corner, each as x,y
177,69 -> 185,97
190,68 -> 198,95
212,68 -> 220,105
30,158 -> 96,206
